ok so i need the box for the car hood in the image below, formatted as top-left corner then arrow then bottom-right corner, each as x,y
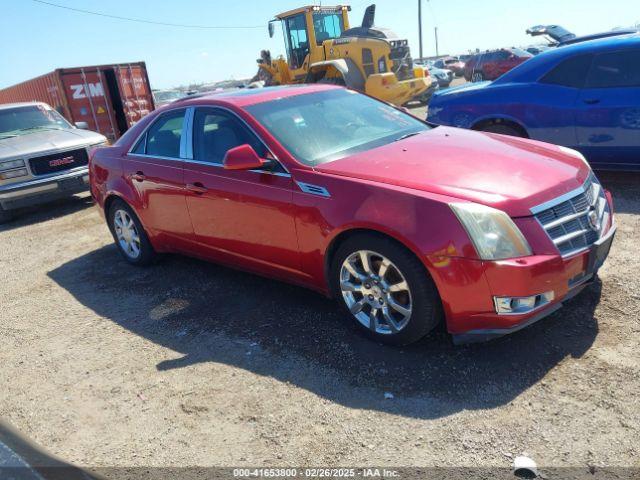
0,128 -> 106,159
314,126 -> 590,217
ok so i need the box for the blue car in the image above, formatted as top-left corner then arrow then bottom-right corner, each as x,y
427,35 -> 640,170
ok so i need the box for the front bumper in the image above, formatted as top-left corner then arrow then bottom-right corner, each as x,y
0,167 -> 90,210
429,223 -> 616,344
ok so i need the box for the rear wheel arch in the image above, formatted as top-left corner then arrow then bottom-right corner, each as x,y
103,194 -> 121,218
104,194 -> 148,233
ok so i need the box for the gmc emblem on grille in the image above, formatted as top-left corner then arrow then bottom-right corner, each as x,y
48,156 -> 75,167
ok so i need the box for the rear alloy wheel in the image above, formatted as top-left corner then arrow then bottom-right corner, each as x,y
332,235 -> 442,345
108,200 -> 156,266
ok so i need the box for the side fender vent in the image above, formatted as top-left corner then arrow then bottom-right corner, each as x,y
296,181 -> 331,198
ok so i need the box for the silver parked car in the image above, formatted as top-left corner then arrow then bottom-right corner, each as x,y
0,102 -> 107,223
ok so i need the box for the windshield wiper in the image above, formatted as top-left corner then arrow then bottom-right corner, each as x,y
394,131 -> 421,142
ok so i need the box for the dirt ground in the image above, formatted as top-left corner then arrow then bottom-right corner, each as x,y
1,164 -> 639,475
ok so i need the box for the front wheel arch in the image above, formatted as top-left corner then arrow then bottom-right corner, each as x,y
324,228 -> 434,295
328,230 -> 444,344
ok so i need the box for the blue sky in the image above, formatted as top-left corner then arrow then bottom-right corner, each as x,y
2,0 -> 638,90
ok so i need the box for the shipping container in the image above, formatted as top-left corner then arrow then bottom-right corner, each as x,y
0,62 -> 155,141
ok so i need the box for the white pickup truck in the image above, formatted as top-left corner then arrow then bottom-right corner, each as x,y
0,102 -> 107,223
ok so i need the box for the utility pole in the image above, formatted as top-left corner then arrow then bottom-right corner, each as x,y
418,0 -> 423,60
434,26 -> 439,57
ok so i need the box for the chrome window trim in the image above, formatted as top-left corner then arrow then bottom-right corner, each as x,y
184,107 -> 195,160
180,157 -> 291,178
125,104 -> 292,179
127,153 -> 186,163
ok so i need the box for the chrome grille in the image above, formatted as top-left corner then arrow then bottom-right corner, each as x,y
532,174 -> 610,257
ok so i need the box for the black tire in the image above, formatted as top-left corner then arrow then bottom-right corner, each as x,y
330,233 -> 442,346
480,123 -> 526,137
0,204 -> 13,224
107,199 -> 157,266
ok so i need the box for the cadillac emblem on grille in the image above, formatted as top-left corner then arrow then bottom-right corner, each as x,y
48,155 -> 75,168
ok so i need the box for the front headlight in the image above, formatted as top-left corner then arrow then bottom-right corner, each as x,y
450,202 -> 532,260
559,146 -> 590,170
0,159 -> 25,171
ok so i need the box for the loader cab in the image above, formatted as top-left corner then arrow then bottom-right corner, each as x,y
270,6 -> 351,73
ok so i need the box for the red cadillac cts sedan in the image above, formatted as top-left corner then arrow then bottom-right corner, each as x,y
89,85 -> 615,345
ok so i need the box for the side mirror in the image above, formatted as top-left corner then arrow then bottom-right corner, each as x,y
75,121 -> 89,129
268,21 -> 275,38
223,144 -> 269,171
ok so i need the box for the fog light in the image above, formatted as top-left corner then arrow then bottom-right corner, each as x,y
494,291 -> 554,315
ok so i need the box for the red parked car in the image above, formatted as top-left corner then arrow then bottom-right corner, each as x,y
89,85 -> 615,345
464,48 -> 533,82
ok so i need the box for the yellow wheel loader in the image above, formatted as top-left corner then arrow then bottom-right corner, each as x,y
254,4 -> 432,106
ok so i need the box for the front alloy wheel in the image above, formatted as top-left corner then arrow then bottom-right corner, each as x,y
340,250 -> 412,335
332,234 -> 442,345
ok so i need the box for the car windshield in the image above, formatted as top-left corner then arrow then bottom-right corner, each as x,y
0,105 -> 72,138
245,89 -> 430,166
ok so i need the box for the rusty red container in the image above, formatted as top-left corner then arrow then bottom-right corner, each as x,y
0,62 -> 155,141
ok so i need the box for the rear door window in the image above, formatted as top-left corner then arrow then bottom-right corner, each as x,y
585,50 -> 640,88
142,110 -> 185,158
540,54 -> 594,88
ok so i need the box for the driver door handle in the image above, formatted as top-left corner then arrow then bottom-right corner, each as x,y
186,182 -> 208,194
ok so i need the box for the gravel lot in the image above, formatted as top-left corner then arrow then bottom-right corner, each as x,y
0,152 -> 638,475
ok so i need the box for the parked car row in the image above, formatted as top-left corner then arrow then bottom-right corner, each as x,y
414,59 -> 454,88
463,48 -> 533,82
430,57 -> 465,77
428,34 -> 640,171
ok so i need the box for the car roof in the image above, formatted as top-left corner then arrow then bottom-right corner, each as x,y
0,101 -> 50,111
170,84 -> 340,108
495,34 -> 640,84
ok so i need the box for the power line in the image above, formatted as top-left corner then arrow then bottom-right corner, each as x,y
30,0 -> 264,29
